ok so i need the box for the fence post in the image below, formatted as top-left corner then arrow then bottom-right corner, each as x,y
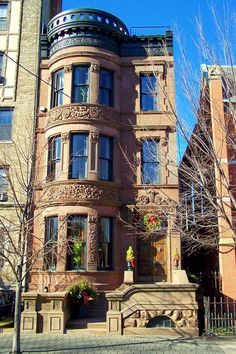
204,296 -> 210,335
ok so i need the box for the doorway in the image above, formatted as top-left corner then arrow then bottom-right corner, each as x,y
136,237 -> 166,282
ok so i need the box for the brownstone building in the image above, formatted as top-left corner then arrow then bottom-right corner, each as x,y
29,8 -> 180,293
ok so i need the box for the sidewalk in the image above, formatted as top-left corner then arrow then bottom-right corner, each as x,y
0,333 -> 236,354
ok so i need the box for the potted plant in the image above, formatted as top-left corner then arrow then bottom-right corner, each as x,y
68,280 -> 98,318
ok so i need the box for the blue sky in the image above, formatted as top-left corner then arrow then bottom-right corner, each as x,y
62,1 -> 236,159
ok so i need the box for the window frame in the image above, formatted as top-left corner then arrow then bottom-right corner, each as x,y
98,135 -> 113,181
69,133 -> 88,180
0,108 -> 13,141
99,68 -> 114,107
47,135 -> 62,180
51,69 -> 64,108
141,139 -> 160,185
0,166 -> 9,201
140,73 -> 158,111
0,53 -> 4,77
98,217 -> 113,271
44,216 -> 58,271
72,65 -> 90,103
66,215 -> 87,271
0,3 -> 8,32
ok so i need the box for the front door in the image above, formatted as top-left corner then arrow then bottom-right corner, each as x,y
137,237 -> 166,282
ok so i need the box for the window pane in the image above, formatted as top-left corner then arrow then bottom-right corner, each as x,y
98,136 -> 113,181
67,215 -> 87,270
74,67 -> 89,85
140,74 -> 158,111
51,70 -> 64,107
98,218 -> 112,270
0,109 -> 12,140
73,66 -> 89,103
143,140 -> 159,162
142,162 -> 159,184
44,216 -> 58,271
48,136 -> 61,180
99,159 -> 109,180
74,86 -> 88,103
0,54 -> 3,76
70,134 -> 88,179
0,167 -> 8,194
142,140 -> 160,184
71,157 -> 87,179
0,4 -> 8,31
99,69 -> 113,106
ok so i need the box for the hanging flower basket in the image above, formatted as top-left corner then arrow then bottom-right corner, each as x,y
143,213 -> 162,231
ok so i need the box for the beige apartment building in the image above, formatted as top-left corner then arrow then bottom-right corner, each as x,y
0,0 -> 61,289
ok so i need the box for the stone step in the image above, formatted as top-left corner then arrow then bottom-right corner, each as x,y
67,317 -> 106,330
66,328 -> 107,335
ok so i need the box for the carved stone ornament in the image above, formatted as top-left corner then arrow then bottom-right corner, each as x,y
90,132 -> 99,143
45,184 -> 119,202
64,64 -> 73,73
91,64 -> 100,72
124,309 -> 198,329
136,191 -> 177,211
88,216 -> 98,263
61,133 -> 70,141
48,105 -> 103,124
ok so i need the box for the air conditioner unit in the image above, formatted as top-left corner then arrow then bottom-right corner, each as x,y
0,76 -> 5,85
0,193 -> 7,201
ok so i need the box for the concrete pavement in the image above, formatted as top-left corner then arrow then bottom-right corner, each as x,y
0,333 -> 236,354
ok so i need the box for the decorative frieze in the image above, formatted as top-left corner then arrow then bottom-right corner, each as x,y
48,105 -> 103,124
44,183 -> 119,203
136,191 -> 177,212
123,309 -> 198,328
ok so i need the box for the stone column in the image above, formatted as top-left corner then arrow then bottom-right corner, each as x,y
64,64 -> 72,105
57,215 -> 67,272
87,215 -> 98,271
60,132 -> 70,180
89,131 -> 99,180
90,64 -> 100,104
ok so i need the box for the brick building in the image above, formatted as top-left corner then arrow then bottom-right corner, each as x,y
28,7 -> 180,293
180,65 -> 236,299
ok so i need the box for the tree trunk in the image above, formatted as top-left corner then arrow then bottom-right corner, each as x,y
11,281 -> 22,354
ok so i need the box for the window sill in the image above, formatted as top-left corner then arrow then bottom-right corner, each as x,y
0,140 -> 13,144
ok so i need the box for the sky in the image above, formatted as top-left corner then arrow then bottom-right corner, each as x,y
62,0 -> 236,160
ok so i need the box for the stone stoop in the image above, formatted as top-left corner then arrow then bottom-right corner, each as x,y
66,317 -> 107,335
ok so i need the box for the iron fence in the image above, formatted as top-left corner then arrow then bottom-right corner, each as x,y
204,296 -> 236,335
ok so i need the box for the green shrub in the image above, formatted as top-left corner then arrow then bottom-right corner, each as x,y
68,280 -> 98,302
